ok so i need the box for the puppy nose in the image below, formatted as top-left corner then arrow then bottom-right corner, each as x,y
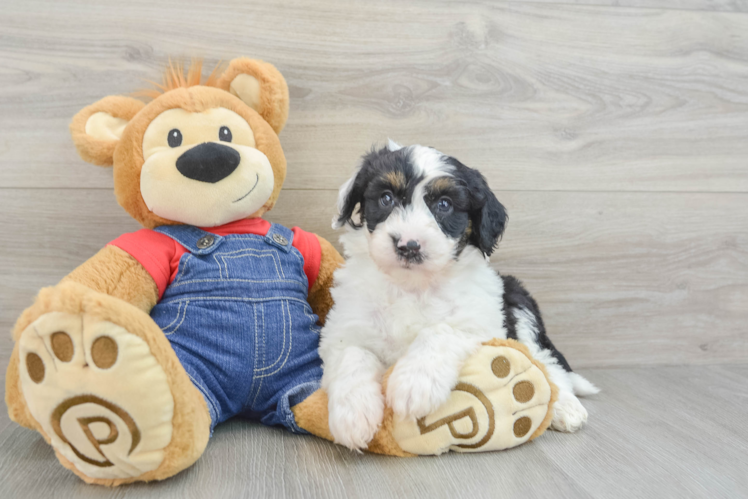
398,239 -> 421,253
176,142 -> 241,183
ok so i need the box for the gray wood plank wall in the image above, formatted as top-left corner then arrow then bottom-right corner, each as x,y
2,0 -> 746,369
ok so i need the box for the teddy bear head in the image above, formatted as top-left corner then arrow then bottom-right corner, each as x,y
70,58 -> 289,228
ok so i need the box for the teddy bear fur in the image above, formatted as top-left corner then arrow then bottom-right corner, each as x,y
5,58 -> 347,485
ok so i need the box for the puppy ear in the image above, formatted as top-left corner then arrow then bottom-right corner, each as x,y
333,165 -> 369,230
467,170 -> 507,256
217,58 -> 289,134
69,96 -> 145,167
333,145 -> 391,229
387,138 -> 403,151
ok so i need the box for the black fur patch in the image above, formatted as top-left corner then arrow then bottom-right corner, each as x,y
424,177 -> 471,239
445,157 -> 508,256
501,274 -> 573,372
337,146 -> 423,231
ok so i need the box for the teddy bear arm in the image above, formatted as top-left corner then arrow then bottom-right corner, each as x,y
307,235 -> 344,325
60,245 -> 159,313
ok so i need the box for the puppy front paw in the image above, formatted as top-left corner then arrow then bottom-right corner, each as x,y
328,387 -> 384,451
386,361 -> 455,420
551,391 -> 588,432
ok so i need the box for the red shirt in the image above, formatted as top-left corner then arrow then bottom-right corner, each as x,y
108,219 -> 321,300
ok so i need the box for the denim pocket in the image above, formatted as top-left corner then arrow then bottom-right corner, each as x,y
152,300 -> 190,336
216,248 -> 289,282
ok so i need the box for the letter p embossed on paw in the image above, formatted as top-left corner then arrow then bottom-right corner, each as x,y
392,345 -> 552,455
416,382 -> 496,450
51,395 -> 141,468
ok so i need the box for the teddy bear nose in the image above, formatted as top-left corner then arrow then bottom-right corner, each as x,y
176,142 -> 241,183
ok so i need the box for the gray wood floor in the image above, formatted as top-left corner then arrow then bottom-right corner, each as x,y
1,0 -> 747,497
2,365 -> 747,498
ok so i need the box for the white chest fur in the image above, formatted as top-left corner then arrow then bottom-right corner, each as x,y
321,230 -> 508,368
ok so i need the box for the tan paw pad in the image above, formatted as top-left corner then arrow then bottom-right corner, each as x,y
17,312 -> 174,480
392,343 -> 552,455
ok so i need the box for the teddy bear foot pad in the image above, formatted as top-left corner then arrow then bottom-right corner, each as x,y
392,340 -> 555,455
18,311 -> 174,480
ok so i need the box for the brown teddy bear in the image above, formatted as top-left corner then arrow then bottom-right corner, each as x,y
5,58 -> 557,486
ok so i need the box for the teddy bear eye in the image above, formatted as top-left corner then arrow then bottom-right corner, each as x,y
219,126 -> 232,143
167,129 -> 182,148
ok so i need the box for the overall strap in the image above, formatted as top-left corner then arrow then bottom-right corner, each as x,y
264,223 -> 294,253
153,225 -> 225,255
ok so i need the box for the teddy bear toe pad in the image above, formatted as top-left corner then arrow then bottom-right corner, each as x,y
392,341 -> 553,455
18,312 -> 174,480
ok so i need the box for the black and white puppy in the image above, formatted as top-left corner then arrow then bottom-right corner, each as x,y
319,142 -> 598,450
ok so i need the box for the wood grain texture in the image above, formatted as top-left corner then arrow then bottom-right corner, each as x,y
1,188 -> 746,369
1,364 -> 747,498
1,0 -> 748,496
508,0 -> 748,13
1,0 -> 748,192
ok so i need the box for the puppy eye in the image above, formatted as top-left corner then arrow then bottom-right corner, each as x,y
219,126 -> 232,143
167,129 -> 183,148
379,191 -> 394,208
437,197 -> 452,212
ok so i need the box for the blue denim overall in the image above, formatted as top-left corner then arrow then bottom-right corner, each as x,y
149,223 -> 323,433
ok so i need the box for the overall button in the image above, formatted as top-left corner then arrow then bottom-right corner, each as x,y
197,235 -> 215,249
272,234 -> 288,246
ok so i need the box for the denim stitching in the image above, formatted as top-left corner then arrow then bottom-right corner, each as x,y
305,311 -> 322,335
247,302 -> 260,405
175,254 -> 192,284
277,255 -> 287,279
260,301 -> 265,371
251,372 -> 264,407
254,300 -> 289,373
213,254 -> 224,280
169,278 -> 306,289
284,245 -> 307,290
220,252 -> 283,279
220,251 -> 283,280
160,301 -> 183,331
210,245 -> 288,278
210,247 -> 281,257
288,246 -> 305,268
163,300 -> 189,335
256,300 -> 293,379
221,254 -> 281,280
225,239 -> 288,277
250,302 -> 266,407
158,296 -> 312,306
214,233 -> 263,241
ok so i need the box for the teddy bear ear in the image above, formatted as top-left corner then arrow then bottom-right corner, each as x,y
217,58 -> 290,134
70,96 -> 145,167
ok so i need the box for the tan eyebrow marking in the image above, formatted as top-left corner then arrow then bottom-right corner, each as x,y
384,171 -> 407,190
431,177 -> 456,192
